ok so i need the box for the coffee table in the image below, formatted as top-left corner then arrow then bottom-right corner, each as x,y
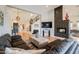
31,36 -> 65,48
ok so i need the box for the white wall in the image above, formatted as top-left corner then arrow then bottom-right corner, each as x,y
0,5 -> 54,37
10,5 -> 55,36
0,6 -> 38,36
40,9 -> 54,37
31,9 -> 54,37
0,6 -> 8,36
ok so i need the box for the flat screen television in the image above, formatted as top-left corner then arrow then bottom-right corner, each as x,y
41,22 -> 52,28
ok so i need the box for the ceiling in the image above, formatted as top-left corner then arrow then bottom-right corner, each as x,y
10,5 -> 59,15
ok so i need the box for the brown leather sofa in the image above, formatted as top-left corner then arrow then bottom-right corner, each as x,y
11,35 -> 30,50
0,34 -> 11,54
0,34 -> 30,54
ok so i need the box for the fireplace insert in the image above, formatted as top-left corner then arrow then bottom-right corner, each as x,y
57,28 -> 66,34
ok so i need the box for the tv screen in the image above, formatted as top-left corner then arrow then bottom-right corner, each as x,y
41,22 -> 52,28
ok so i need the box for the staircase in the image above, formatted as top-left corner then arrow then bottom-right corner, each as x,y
65,41 -> 78,54
58,39 -> 79,54
73,43 -> 79,54
49,39 -> 79,54
29,16 -> 40,25
43,39 -> 79,54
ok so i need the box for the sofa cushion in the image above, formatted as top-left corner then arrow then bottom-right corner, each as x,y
5,47 -> 46,54
0,34 -> 11,47
11,35 -> 22,41
2,34 -> 11,42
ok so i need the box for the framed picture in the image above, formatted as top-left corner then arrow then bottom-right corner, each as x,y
0,11 -> 4,26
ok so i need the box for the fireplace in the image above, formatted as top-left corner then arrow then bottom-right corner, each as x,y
57,28 -> 66,34
54,6 -> 69,38
55,27 -> 69,38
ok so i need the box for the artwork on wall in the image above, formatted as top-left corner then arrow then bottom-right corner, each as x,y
0,11 -> 4,26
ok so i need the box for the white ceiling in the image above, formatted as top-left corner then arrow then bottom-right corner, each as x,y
10,5 -> 59,15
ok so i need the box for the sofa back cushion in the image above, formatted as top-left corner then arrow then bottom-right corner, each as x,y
0,34 -> 11,47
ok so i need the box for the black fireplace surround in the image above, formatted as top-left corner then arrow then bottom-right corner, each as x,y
54,6 -> 69,38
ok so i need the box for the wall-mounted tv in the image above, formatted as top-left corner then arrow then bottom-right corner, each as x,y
41,22 -> 52,28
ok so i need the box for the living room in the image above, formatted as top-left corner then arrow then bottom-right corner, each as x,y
0,5 -> 79,54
